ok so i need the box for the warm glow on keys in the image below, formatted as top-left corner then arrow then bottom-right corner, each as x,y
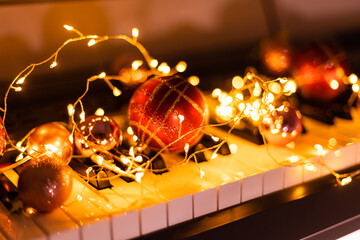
229,144 -> 238,154
288,155 -> 299,163
305,163 -> 317,172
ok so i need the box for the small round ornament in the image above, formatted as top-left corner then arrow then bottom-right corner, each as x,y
260,103 -> 302,146
128,75 -> 209,153
260,38 -> 292,75
75,115 -> 122,156
0,117 -> 6,154
293,41 -> 350,102
27,122 -> 73,163
17,157 -> 73,212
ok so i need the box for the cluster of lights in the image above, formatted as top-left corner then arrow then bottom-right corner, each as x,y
212,69 -> 297,124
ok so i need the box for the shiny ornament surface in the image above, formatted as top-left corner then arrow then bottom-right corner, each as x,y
75,115 -> 122,156
128,75 -> 209,153
0,117 -> 6,154
18,158 -> 73,212
27,122 -> 73,163
293,42 -> 350,102
260,104 -> 302,146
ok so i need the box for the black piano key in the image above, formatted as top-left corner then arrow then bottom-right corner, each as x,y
200,134 -> 231,155
0,175 -> 20,211
188,144 -> 207,163
69,158 -> 112,190
146,151 -> 168,175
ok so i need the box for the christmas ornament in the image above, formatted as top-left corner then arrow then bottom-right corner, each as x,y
128,75 -> 209,153
0,117 -> 6,154
293,41 -> 350,102
17,157 -> 73,212
27,122 -> 73,163
260,103 -> 302,146
260,38 -> 292,75
75,115 -> 122,156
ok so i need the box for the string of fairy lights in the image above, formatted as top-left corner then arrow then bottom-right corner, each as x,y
0,24 -> 359,214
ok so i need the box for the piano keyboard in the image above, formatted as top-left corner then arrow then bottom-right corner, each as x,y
1,109 -> 360,240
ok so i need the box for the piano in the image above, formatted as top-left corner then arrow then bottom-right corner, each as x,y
0,0 -> 360,239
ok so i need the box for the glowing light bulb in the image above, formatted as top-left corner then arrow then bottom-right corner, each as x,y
80,111 -> 86,122
67,104 -> 75,116
127,127 -> 134,135
132,28 -> 139,38
269,82 -> 281,94
176,61 -> 187,72
330,80 -> 339,90
188,76 -> 200,86
132,60 -> 143,70
63,25 -> 73,31
88,39 -> 97,47
113,87 -> 122,97
212,88 -> 222,98
340,176 -> 352,186
178,114 -> 185,123
349,74 -> 358,84
95,108 -> 105,116
232,76 -> 244,89
16,77 -> 25,85
150,59 -> 158,68
50,61 -> 57,68
352,84 -> 359,93
184,143 -> 190,153
98,72 -> 106,78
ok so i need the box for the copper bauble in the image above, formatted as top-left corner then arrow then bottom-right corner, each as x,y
75,115 -> 122,156
260,104 -> 302,146
27,122 -> 73,163
128,75 -> 209,153
18,158 -> 73,212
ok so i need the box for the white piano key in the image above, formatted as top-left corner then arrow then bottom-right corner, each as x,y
0,203 -> 47,240
140,202 -> 167,235
109,176 -> 168,235
31,209 -> 80,240
337,144 -> 357,170
61,173 -> 112,240
323,149 -> 341,172
263,167 -> 283,195
193,187 -> 217,218
111,210 -> 140,240
167,194 -> 193,226
218,180 -> 241,210
241,173 -> 263,202
284,165 -> 303,188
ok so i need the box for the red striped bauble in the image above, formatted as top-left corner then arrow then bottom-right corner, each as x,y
128,75 -> 209,153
